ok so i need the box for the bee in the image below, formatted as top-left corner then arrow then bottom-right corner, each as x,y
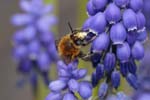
55,22 -> 98,64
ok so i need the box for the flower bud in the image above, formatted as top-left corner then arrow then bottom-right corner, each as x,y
22,26 -> 36,42
136,12 -> 146,32
111,70 -> 120,89
123,9 -> 137,31
98,82 -> 108,98
18,59 -> 32,73
86,0 -> 97,16
90,12 -> 107,33
68,79 -> 79,92
137,30 -> 147,42
96,64 -> 104,80
28,41 -> 40,58
49,80 -> 67,92
19,0 -> 31,12
91,52 -> 101,67
128,60 -> 137,75
92,33 -> 110,51
132,41 -> 144,60
63,93 -> 76,100
114,0 -> 129,8
126,73 -> 138,89
79,81 -> 92,99
127,32 -> 137,46
117,42 -> 131,62
46,92 -> 62,100
72,69 -> 87,79
37,52 -> 50,71
104,53 -> 116,72
92,0 -> 108,11
129,0 -> 143,12
82,17 -> 93,30
91,71 -> 99,87
11,14 -> 33,26
13,45 -> 27,60
110,23 -> 127,44
105,3 -> 121,24
117,92 -> 130,100
120,62 -> 129,77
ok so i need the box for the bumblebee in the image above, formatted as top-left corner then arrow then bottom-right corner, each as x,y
56,23 -> 98,64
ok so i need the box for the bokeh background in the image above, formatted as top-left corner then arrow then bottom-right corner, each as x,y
0,0 -> 87,100
0,0 -> 149,100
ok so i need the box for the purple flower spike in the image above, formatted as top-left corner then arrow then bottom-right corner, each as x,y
46,92 -> 62,100
90,12 -> 107,33
49,80 -> 67,92
92,0 -> 108,11
63,93 -> 76,100
12,0 -> 57,87
98,82 -> 108,98
105,3 -> 121,24
86,0 -> 97,16
129,0 -> 143,12
117,42 -> 131,62
96,64 -> 104,80
137,30 -> 147,42
132,41 -> 144,60
110,23 -> 127,44
79,81 -> 92,99
123,9 -> 137,31
136,12 -> 146,32
126,73 -> 138,89
114,0 -> 129,8
92,33 -> 110,51
68,79 -> 79,92
104,53 -> 116,72
111,70 -> 120,89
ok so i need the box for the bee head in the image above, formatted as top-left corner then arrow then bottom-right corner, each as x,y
70,29 -> 98,46
67,22 -> 98,46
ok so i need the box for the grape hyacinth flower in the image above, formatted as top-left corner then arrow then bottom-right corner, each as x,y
47,60 -> 92,100
83,0 -> 146,99
132,45 -> 150,100
11,0 -> 58,87
143,0 -> 150,32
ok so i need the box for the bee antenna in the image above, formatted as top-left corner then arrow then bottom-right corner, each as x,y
68,22 -> 74,33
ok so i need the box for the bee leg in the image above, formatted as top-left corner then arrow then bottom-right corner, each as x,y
78,51 -> 93,61
79,51 -> 101,61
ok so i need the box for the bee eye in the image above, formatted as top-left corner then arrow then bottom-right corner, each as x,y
76,40 -> 82,45
85,32 -> 97,41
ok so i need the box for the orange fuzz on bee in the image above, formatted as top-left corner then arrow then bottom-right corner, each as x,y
56,23 -> 98,64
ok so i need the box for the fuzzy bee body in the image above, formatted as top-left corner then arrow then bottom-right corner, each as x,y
56,23 -> 98,64
57,34 -> 81,64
